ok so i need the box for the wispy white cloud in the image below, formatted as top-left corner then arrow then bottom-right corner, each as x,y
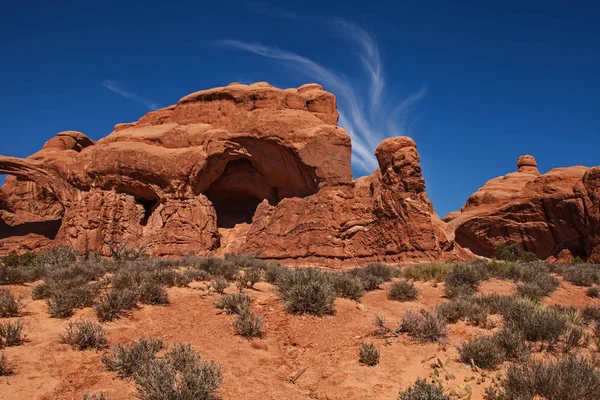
215,11 -> 425,175
101,80 -> 159,111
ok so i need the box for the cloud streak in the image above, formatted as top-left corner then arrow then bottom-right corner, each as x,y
216,12 -> 425,175
101,80 -> 159,111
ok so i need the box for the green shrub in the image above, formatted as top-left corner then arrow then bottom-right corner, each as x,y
0,288 -> 24,317
188,257 -> 240,280
556,264 -> 600,287
388,280 -> 419,302
211,277 -> 228,294
359,262 -> 397,281
138,281 -> 169,305
562,325 -> 587,353
46,283 -> 99,318
232,311 -> 264,339
504,300 -> 568,347
1,251 -> 37,267
458,335 -> 505,369
36,246 -> 78,267
59,320 -> 107,350
0,265 -> 28,285
263,264 -> 287,284
276,268 -> 336,316
516,274 -> 559,301
330,273 -> 365,301
347,268 -> 384,291
0,353 -> 12,376
214,293 -> 252,315
499,356 -> 600,400
94,288 -> 138,322
243,267 -> 262,288
133,344 -> 222,400
398,378 -> 449,400
102,337 -> 165,377
359,343 -> 380,366
0,320 -> 25,347
399,310 -> 448,344
492,326 -> 529,361
495,243 -> 523,262
587,286 -> 600,298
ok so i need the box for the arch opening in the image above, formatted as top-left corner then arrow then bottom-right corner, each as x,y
135,197 -> 158,226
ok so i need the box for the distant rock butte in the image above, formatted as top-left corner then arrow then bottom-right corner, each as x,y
1,83 -> 598,264
445,155 -> 600,263
0,82 -> 463,265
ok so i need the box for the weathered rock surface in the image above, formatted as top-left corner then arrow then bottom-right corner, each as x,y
445,156 -> 600,262
0,82 -> 455,264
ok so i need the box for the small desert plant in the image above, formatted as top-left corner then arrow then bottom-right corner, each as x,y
437,297 -> 488,327
444,262 -> 488,298
388,280 -> 419,302
347,263 -> 395,291
516,272 -> 559,301
330,273 -> 365,301
582,305 -> 600,325
243,267 -> 263,288
46,283 -> 99,319
562,325 -> 588,353
592,324 -> 600,351
263,264 -> 287,284
133,343 -> 222,400
398,378 -> 449,400
399,309 -> 448,344
102,337 -> 165,377
83,393 -> 108,400
557,264 -> 600,287
1,250 -> 37,267
498,355 -> 600,400
214,293 -> 252,315
189,257 -> 240,280
0,320 -> 25,347
94,288 -> 138,322
400,262 -> 454,282
587,286 -> 600,298
359,262 -> 397,281
0,353 -> 13,376
0,289 -> 24,317
505,303 -> 568,348
59,320 -> 107,350
211,277 -> 228,294
458,335 -> 505,369
232,311 -> 264,339
492,325 -> 530,361
138,281 -> 169,305
373,313 -> 394,338
495,243 -> 523,262
276,268 -> 336,316
359,343 -> 380,366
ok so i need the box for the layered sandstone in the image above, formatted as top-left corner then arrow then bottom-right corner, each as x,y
445,156 -> 600,262
0,82 -> 454,263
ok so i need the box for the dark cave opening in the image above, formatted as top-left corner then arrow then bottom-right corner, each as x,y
135,197 -> 158,226
206,191 -> 263,228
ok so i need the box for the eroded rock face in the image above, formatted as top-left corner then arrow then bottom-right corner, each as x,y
0,82 -> 453,263
446,156 -> 600,261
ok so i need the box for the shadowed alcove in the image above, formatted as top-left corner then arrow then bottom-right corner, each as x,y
202,138 -> 319,229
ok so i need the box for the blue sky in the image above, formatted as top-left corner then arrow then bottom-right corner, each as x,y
1,1 -> 598,217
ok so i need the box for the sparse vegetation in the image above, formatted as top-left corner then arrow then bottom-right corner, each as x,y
138,281 -> 169,305
443,262 -> 488,298
330,273 -> 365,301
133,343 -> 222,400
437,297 -> 488,326
359,343 -> 379,366
0,288 -> 25,317
388,280 -> 419,302
83,392 -> 108,400
232,311 -> 264,339
494,243 -> 537,262
59,320 -> 107,350
587,285 -> 600,298
0,320 -> 25,347
94,288 -> 137,322
0,353 -> 12,376
400,262 -> 453,282
214,293 -> 252,315
399,309 -> 448,344
398,378 -> 449,400
458,335 -> 505,369
102,337 -> 165,377
275,268 -> 336,316
211,277 -> 228,294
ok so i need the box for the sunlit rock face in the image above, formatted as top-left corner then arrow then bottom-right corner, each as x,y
445,154 -> 600,262
1,82 -> 458,264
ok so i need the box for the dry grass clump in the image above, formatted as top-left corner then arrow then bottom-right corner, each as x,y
232,311 -> 264,339
437,297 -> 488,327
444,262 -> 488,298
210,277 -> 228,294
138,281 -> 169,305
330,273 -> 365,301
0,288 -> 25,317
46,283 -> 100,319
275,268 -> 336,316
0,320 -> 25,347
554,263 -> 600,287
214,293 -> 252,315
400,262 -> 454,282
399,309 -> 448,344
587,285 -> 600,298
102,337 -> 165,377
398,378 -> 449,400
83,392 -> 108,400
133,343 -> 223,400
458,335 -> 506,369
0,353 -> 13,376
59,319 -> 107,350
359,343 -> 380,366
94,288 -> 138,322
486,356 -> 600,400
347,262 -> 396,291
388,280 -> 419,302
503,299 -> 568,348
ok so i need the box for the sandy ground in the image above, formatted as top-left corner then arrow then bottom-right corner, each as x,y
1,275 -> 598,400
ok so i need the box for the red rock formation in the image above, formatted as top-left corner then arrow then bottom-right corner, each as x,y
446,156 -> 600,261
1,82 -> 455,264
